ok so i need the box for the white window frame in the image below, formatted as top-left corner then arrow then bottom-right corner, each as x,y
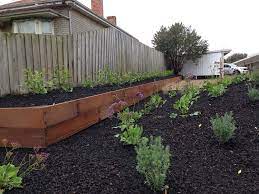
12,19 -> 54,35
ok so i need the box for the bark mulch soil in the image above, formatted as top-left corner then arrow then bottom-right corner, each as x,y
0,75 -> 175,108
1,82 -> 259,193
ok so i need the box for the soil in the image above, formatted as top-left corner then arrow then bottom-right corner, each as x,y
0,75 -> 176,108
1,82 -> 258,194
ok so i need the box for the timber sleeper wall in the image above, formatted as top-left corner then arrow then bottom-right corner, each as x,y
0,77 -> 181,148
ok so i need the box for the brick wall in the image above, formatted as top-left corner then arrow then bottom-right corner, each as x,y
53,8 -> 70,35
70,9 -> 106,34
91,0 -> 103,17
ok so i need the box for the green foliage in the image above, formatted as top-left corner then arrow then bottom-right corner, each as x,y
24,69 -> 48,94
232,74 -> 248,84
83,79 -> 95,88
117,108 -> 143,130
173,86 -> 200,117
225,53 -> 247,63
251,70 -> 259,85
143,94 -> 166,114
0,139 -> 48,193
53,68 -> 73,92
173,93 -> 194,116
219,77 -> 233,88
119,124 -> 143,145
168,90 -> 177,98
169,112 -> 178,119
152,22 -> 208,74
210,112 -> 236,143
0,164 -> 22,193
207,84 -> 226,97
135,136 -> 171,191
248,87 -> 259,101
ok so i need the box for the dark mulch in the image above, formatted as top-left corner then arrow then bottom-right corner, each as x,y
0,75 -> 175,108
1,82 -> 259,194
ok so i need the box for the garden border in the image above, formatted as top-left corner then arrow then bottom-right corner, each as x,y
0,76 -> 181,148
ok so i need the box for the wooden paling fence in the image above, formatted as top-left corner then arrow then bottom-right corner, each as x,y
0,28 -> 165,96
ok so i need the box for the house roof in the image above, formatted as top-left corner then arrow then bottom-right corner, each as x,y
234,53 -> 259,66
0,0 -> 136,39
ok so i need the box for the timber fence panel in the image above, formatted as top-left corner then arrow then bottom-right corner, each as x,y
0,29 -> 165,95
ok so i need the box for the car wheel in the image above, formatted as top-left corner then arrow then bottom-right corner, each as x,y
234,70 -> 240,75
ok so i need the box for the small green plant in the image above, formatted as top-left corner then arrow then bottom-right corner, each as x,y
135,136 -> 171,191
210,112 -> 236,143
83,79 -> 95,88
0,139 -> 48,193
118,124 -> 143,145
232,74 -> 247,84
219,77 -> 232,87
53,68 -> 73,92
248,87 -> 259,101
169,112 -> 178,119
207,84 -> 226,97
251,70 -> 259,85
168,90 -> 177,98
143,94 -> 166,114
0,163 -> 22,193
117,108 -> 143,130
173,93 -> 195,116
24,69 -> 48,94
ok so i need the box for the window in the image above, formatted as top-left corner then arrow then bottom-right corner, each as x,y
13,19 -> 54,34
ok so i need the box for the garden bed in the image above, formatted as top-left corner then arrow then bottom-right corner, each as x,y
0,76 -> 181,148
2,82 -> 258,193
0,75 -> 176,108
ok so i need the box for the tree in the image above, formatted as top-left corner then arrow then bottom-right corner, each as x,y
152,22 -> 208,74
225,53 -> 247,63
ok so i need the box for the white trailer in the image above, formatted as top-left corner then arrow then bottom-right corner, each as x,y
181,49 -> 231,77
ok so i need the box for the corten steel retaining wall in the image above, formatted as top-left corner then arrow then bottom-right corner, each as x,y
0,28 -> 165,96
0,76 -> 181,148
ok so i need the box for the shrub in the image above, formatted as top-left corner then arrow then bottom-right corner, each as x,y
210,112 -> 236,143
0,139 -> 48,193
143,94 -> 166,114
24,69 -> 48,94
135,136 -> 171,191
248,87 -> 259,101
207,84 -> 226,97
119,124 -> 143,145
53,68 -> 73,92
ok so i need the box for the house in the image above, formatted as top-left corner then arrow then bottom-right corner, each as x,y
0,0 -> 133,38
181,49 -> 231,77
234,53 -> 259,71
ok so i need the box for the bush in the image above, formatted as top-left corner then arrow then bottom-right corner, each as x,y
210,112 -> 236,143
135,136 -> 171,191
83,79 -> 95,88
53,68 -> 73,92
24,69 -> 48,94
248,87 -> 259,101
207,84 -> 226,97
119,124 -> 143,145
143,94 -> 166,114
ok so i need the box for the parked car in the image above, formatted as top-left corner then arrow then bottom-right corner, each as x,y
224,63 -> 248,75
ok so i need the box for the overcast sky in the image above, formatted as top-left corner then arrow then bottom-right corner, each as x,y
1,0 -> 259,56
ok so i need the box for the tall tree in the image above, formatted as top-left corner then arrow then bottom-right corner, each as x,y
225,53 -> 247,63
153,22 -> 208,74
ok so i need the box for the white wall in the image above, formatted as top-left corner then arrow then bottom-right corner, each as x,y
181,52 -> 223,76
